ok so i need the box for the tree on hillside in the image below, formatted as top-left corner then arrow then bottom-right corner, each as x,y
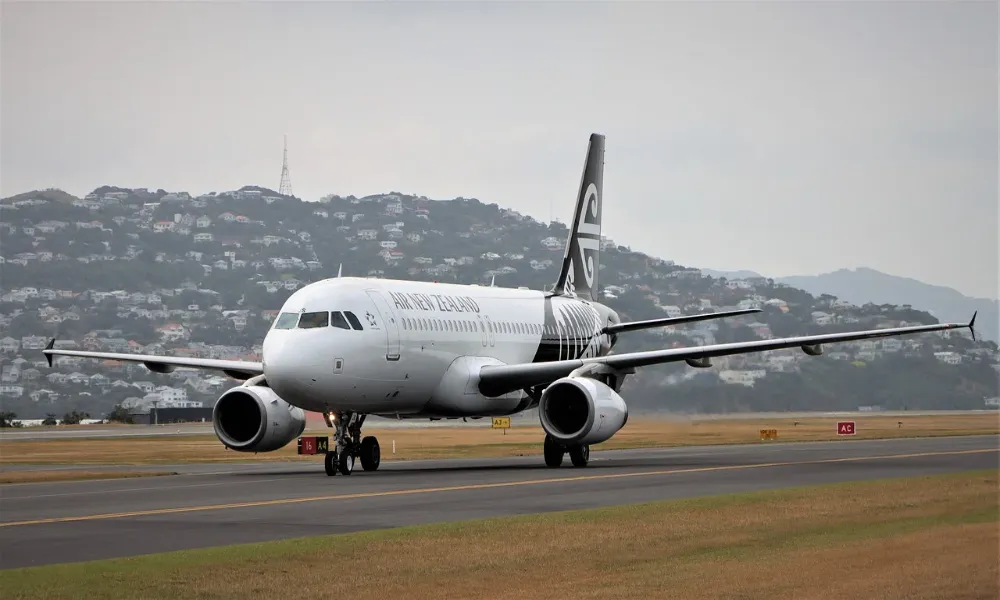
106,404 -> 134,424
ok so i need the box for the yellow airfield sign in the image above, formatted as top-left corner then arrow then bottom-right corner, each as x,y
759,429 -> 778,441
492,417 -> 511,430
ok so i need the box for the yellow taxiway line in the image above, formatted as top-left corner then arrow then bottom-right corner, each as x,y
1,448 -> 995,528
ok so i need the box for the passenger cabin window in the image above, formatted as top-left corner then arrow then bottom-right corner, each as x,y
274,312 -> 299,329
298,311 -> 329,329
344,311 -> 363,330
330,311 -> 351,330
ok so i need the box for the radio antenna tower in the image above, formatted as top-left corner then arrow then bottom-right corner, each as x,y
278,135 -> 293,197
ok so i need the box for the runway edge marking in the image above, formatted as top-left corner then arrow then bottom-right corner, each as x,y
1,448 -> 995,528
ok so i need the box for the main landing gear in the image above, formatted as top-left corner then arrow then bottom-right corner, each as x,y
543,434 -> 590,468
322,411 -> 381,476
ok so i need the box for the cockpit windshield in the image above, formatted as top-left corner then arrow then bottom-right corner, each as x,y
273,312 -> 299,329
272,310 -> 364,331
344,311 -> 363,330
297,311 -> 329,329
330,311 -> 350,330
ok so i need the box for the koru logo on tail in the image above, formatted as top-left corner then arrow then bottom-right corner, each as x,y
566,182 -> 601,295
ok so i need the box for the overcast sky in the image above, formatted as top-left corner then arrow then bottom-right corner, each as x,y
2,1 -> 997,299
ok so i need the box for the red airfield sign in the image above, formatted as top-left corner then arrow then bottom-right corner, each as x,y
837,421 -> 856,436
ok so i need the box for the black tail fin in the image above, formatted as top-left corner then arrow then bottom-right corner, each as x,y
553,133 -> 605,301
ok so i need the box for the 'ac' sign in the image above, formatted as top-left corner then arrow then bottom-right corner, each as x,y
837,421 -> 856,436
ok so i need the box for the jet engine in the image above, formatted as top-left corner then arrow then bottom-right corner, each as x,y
212,384 -> 307,452
538,376 -> 628,446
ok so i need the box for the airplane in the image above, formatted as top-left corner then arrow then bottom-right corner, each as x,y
42,133 -> 978,477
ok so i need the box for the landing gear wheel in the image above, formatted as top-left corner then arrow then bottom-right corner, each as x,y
338,450 -> 355,475
569,444 -> 590,468
324,451 -> 338,476
360,436 -> 381,472
543,435 -> 564,468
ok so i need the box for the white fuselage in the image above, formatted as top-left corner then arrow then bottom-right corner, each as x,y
261,277 -> 618,419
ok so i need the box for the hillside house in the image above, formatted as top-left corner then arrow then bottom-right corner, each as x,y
718,370 -> 767,386
0,337 -> 20,352
156,323 -> 189,342
660,305 -> 682,318
541,237 -> 563,250
811,311 -> 834,325
934,351 -> 962,365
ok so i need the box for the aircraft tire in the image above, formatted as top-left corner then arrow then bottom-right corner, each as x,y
543,435 -> 564,467
338,450 -> 355,475
569,444 -> 590,468
324,451 -> 337,476
360,436 -> 381,471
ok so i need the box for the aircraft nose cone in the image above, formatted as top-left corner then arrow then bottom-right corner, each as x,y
263,333 -> 319,402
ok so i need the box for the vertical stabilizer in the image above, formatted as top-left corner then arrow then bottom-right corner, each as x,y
552,133 -> 605,300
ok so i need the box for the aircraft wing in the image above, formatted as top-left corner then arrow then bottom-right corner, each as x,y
478,314 -> 977,397
42,340 -> 263,380
604,308 -> 762,335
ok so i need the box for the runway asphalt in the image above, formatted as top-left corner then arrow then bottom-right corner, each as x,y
0,434 -> 997,570
3,410 -> 992,440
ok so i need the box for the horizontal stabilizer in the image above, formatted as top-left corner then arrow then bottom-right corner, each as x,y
603,308 -> 762,335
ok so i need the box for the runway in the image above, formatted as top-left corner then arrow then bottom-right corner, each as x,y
1,434 -> 997,570
4,410 -> 993,440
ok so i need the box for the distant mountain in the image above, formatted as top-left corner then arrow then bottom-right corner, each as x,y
776,268 -> 998,342
699,269 -> 764,280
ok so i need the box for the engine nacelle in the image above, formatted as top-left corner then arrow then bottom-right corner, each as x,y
538,376 -> 628,446
212,384 -> 307,452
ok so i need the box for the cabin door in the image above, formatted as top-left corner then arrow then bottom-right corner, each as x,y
365,290 -> 401,361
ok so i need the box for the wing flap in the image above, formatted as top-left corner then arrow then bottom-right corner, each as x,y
43,345 -> 263,380
478,318 -> 973,397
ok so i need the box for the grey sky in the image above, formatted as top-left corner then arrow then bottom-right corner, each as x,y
2,1 -> 996,299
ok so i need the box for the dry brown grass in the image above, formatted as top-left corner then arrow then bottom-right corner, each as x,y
1,414 -> 996,465
0,470 -> 173,484
2,470 -> 996,600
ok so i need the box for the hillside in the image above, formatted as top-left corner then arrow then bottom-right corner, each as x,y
777,268 -> 999,343
1,186 -> 997,420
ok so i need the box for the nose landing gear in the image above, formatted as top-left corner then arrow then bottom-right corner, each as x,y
315,411 -> 380,476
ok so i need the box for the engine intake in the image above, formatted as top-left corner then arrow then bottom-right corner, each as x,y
538,376 -> 628,446
213,384 -> 307,452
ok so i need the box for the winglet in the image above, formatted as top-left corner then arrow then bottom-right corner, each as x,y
337,263 -> 343,278
969,311 -> 978,341
44,338 -> 55,367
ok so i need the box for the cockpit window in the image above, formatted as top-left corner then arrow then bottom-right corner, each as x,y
344,311 -> 363,330
330,311 -> 351,330
297,311 -> 329,329
274,312 -> 299,329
